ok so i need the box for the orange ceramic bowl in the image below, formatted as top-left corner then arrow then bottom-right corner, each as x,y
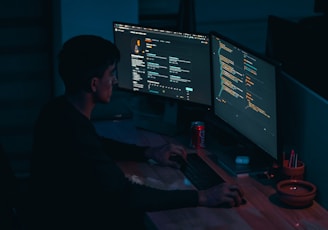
276,179 -> 317,207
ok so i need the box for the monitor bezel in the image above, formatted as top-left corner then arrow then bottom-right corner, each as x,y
209,30 -> 283,166
112,21 -> 213,110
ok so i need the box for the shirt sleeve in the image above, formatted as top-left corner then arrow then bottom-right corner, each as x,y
100,136 -> 149,161
127,183 -> 199,211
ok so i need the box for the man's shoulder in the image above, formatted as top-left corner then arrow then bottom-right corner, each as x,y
39,96 -> 72,117
42,95 -> 67,110
36,96 -> 72,126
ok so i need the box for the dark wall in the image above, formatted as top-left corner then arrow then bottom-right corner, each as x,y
0,0 -> 319,187
0,0 -> 53,177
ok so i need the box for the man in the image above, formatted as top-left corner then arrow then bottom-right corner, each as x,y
28,35 -> 244,229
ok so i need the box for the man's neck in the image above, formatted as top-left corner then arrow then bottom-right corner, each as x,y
66,92 -> 95,119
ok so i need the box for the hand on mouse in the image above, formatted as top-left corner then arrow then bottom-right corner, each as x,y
144,143 -> 187,168
198,182 -> 245,208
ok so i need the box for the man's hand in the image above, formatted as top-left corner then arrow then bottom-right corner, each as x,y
144,143 -> 187,168
198,183 -> 245,208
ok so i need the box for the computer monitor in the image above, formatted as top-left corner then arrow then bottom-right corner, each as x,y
113,21 -> 212,135
210,31 -> 282,174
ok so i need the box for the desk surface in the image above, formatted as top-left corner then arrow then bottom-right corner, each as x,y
118,155 -> 328,230
94,120 -> 328,230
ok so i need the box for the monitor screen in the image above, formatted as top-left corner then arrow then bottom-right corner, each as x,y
113,22 -> 212,135
210,32 -> 281,172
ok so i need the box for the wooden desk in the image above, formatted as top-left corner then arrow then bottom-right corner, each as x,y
117,150 -> 328,230
94,120 -> 328,229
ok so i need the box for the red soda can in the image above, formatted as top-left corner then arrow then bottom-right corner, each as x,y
190,121 -> 205,149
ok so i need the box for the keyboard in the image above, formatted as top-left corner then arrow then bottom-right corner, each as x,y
172,154 -> 225,190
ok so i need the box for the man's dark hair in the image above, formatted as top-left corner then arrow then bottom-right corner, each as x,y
58,35 -> 120,93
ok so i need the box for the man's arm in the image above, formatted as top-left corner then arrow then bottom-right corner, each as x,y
100,136 -> 148,161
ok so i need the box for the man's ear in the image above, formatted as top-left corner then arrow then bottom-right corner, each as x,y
89,77 -> 98,93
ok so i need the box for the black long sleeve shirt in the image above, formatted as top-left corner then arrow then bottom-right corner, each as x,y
29,96 -> 198,229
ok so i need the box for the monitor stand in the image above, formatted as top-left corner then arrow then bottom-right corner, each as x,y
131,96 -> 184,136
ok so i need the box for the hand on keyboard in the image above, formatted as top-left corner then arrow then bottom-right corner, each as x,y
171,153 -> 225,190
168,154 -> 187,169
170,153 -> 246,207
145,143 -> 187,169
198,183 -> 245,208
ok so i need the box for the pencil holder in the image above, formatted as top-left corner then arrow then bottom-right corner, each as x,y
282,160 -> 305,180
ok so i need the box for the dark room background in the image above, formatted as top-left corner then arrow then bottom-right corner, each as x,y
1,0 -> 322,206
